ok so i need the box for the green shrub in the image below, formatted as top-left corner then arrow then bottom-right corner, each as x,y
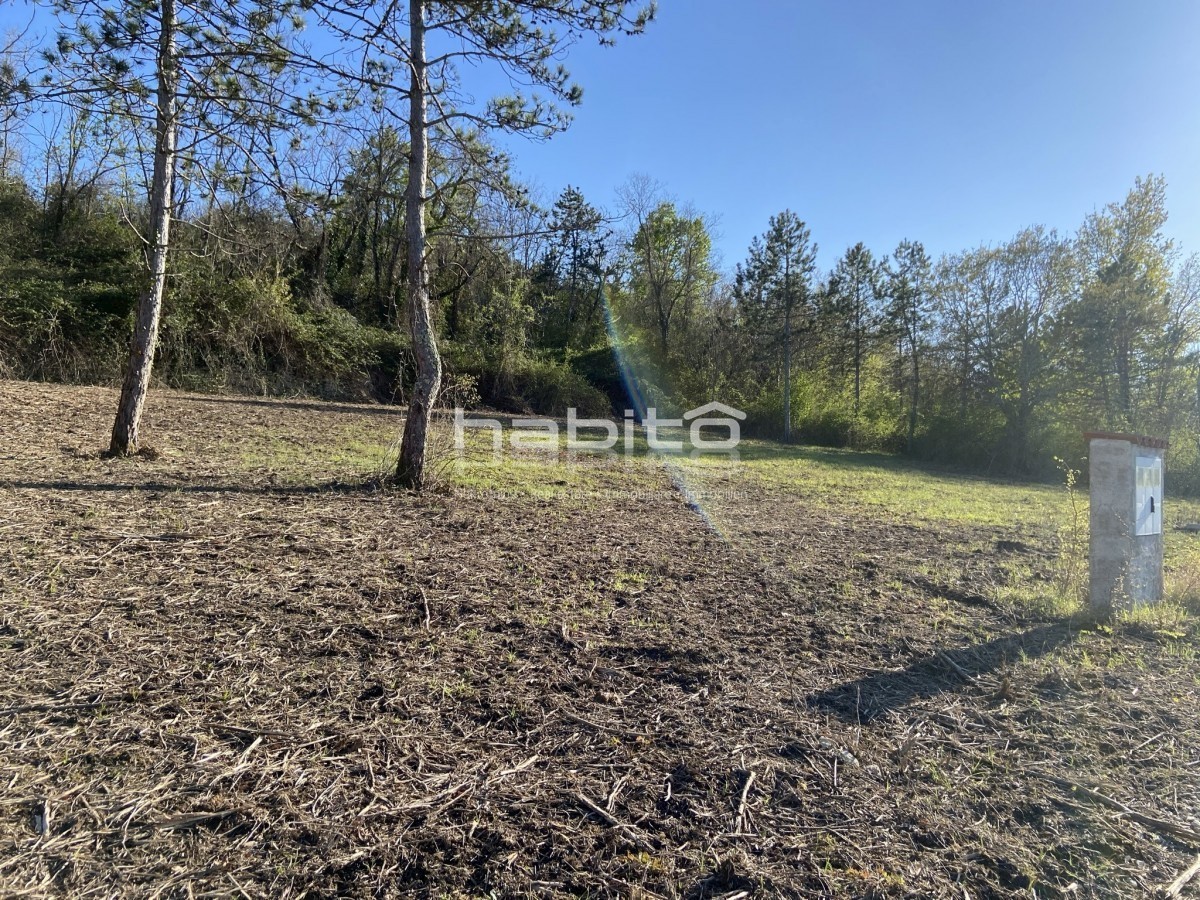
0,180 -> 138,382
159,273 -> 409,400
446,344 -> 612,417
570,345 -> 629,411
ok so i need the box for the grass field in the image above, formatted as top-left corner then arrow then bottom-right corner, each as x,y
3,380 -> 1200,898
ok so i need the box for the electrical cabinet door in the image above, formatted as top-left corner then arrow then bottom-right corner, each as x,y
1135,456 -> 1163,536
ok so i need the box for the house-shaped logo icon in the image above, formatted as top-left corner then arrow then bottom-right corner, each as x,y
682,401 -> 745,451
683,401 -> 747,422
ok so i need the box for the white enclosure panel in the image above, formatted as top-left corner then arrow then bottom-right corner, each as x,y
1135,456 -> 1163,536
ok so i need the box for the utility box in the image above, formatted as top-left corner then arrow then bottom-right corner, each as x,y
1085,432 -> 1167,612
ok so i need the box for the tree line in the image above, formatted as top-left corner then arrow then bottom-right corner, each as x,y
728,178 -> 1200,490
3,3 -> 1199,489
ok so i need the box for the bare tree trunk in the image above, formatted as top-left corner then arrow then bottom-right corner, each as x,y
853,317 -> 862,414
657,295 -> 669,355
851,324 -> 862,449
109,0 -> 177,456
907,349 -> 919,454
395,0 -> 441,489
782,304 -> 792,443
564,231 -> 578,348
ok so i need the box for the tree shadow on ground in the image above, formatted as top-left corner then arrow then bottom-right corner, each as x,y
0,479 -> 386,497
807,621 -> 1079,722
171,394 -> 404,419
734,439 -> 1059,490
170,395 -> 614,432
171,395 -> 546,425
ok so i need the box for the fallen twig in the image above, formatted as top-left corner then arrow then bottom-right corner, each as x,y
1132,731 -> 1167,754
0,695 -> 137,717
574,792 -> 654,851
1162,853 -> 1200,898
560,708 -> 649,741
158,809 -> 240,831
733,770 -> 756,835
937,651 -> 974,683
417,585 -> 431,630
1042,774 -> 1200,844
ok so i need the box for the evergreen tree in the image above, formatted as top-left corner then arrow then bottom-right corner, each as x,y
823,242 -> 885,430
34,0 -> 317,454
539,185 -> 607,350
885,239 -> 931,453
735,211 -> 817,441
392,0 -> 655,488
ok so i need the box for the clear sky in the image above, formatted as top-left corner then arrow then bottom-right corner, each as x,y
481,0 -> 1200,273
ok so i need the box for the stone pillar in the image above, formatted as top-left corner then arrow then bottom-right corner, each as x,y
1085,432 -> 1166,613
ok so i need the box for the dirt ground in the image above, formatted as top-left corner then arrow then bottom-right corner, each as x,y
2,380 -> 1200,899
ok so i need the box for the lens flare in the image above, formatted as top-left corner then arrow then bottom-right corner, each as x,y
601,291 -> 734,541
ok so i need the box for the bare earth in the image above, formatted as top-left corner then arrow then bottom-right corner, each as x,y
2,380 -> 1199,898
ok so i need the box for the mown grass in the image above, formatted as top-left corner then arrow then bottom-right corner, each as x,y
721,439 -> 1075,529
234,406 -> 1200,630
237,409 -> 1200,542
240,431 -> 388,479
683,439 -> 1200,624
233,413 -> 698,500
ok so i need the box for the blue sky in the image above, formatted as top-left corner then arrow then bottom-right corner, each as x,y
482,0 -> 1200,273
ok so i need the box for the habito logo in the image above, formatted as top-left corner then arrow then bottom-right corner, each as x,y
453,402 -> 746,459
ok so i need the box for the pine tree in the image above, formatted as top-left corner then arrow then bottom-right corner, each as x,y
542,185 -> 607,350
885,239 -> 931,453
824,242 -> 884,428
35,0 -> 316,455
735,211 -> 817,441
392,0 -> 655,488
